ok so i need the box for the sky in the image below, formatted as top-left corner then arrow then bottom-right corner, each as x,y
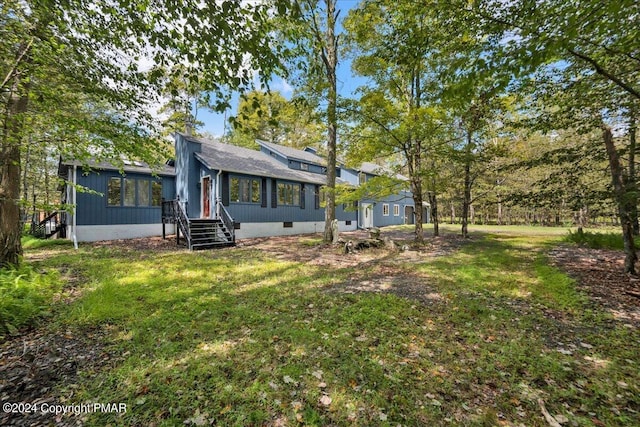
197,0 -> 365,138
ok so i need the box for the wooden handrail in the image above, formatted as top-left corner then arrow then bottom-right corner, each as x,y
30,211 -> 62,239
38,211 -> 59,226
217,201 -> 235,243
175,200 -> 192,249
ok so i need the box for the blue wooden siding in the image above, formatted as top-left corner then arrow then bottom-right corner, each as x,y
259,147 -> 325,175
286,159 -> 325,175
340,168 -> 359,185
222,173 -> 356,223
75,170 -> 175,226
364,190 -> 415,227
175,134 -> 202,217
260,147 -> 287,165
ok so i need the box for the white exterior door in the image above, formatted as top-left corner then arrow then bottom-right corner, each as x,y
361,203 -> 373,228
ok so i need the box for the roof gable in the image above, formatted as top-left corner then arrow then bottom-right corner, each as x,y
194,138 -> 326,185
256,140 -> 326,166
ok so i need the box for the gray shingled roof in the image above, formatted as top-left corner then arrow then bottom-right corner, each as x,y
359,162 -> 408,181
359,162 -> 385,175
256,140 -> 327,166
194,139 -> 326,185
60,159 -> 175,176
254,140 -> 407,180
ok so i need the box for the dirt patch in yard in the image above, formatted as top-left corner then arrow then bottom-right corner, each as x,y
549,245 -> 640,326
236,229 -> 467,305
238,229 -> 467,268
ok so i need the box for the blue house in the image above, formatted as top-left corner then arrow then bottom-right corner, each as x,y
57,159 -> 176,243
58,133 -> 426,248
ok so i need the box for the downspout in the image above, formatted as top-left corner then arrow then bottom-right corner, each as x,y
216,169 -> 222,218
72,165 -> 78,250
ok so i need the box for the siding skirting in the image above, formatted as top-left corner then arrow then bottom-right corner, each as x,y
73,224 -> 175,242
235,221 -> 357,239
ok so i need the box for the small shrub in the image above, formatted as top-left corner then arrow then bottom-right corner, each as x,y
0,263 -> 61,338
564,229 -> 637,250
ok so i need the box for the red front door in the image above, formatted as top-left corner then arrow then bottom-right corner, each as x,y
202,176 -> 210,218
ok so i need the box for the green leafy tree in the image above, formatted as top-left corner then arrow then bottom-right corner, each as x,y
343,0 -> 453,242
287,0 -> 340,243
464,0 -> 640,273
228,90 -> 324,150
1,0 -> 292,267
157,66 -> 206,138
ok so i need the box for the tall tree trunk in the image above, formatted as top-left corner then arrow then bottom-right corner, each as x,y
603,125 -> 637,275
428,191 -> 439,237
461,132 -> 472,238
321,0 -> 338,244
628,111 -> 638,235
411,173 -> 424,243
450,201 -> 455,224
44,149 -> 51,215
577,205 -> 588,232
497,200 -> 503,225
21,142 -> 31,228
1,74 -> 28,268
461,161 -> 471,237
406,139 -> 423,242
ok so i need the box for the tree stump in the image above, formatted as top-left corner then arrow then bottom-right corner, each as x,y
344,238 -> 385,254
369,227 -> 381,239
331,219 -> 339,244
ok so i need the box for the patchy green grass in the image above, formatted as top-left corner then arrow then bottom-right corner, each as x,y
19,227 -> 640,426
0,262 -> 61,338
388,222 -> 578,237
21,235 -> 73,250
563,229 -> 636,250
299,237 -> 325,247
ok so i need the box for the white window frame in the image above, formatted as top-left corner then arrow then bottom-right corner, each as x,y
393,204 -> 400,216
383,203 -> 390,216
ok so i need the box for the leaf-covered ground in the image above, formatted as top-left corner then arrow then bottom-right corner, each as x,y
549,246 -> 640,326
1,225 -> 638,426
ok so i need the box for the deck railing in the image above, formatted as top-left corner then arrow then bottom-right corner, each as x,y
161,199 -> 177,223
175,200 -> 192,249
162,198 -> 235,248
30,211 -> 63,239
218,201 -> 236,243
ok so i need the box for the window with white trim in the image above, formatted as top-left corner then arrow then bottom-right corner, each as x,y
383,203 -> 390,216
393,204 -> 400,216
358,172 -> 367,185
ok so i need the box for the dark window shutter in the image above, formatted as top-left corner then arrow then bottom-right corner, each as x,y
314,185 -> 320,209
261,178 -> 267,208
300,184 -> 305,209
221,172 -> 230,206
271,179 -> 277,208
